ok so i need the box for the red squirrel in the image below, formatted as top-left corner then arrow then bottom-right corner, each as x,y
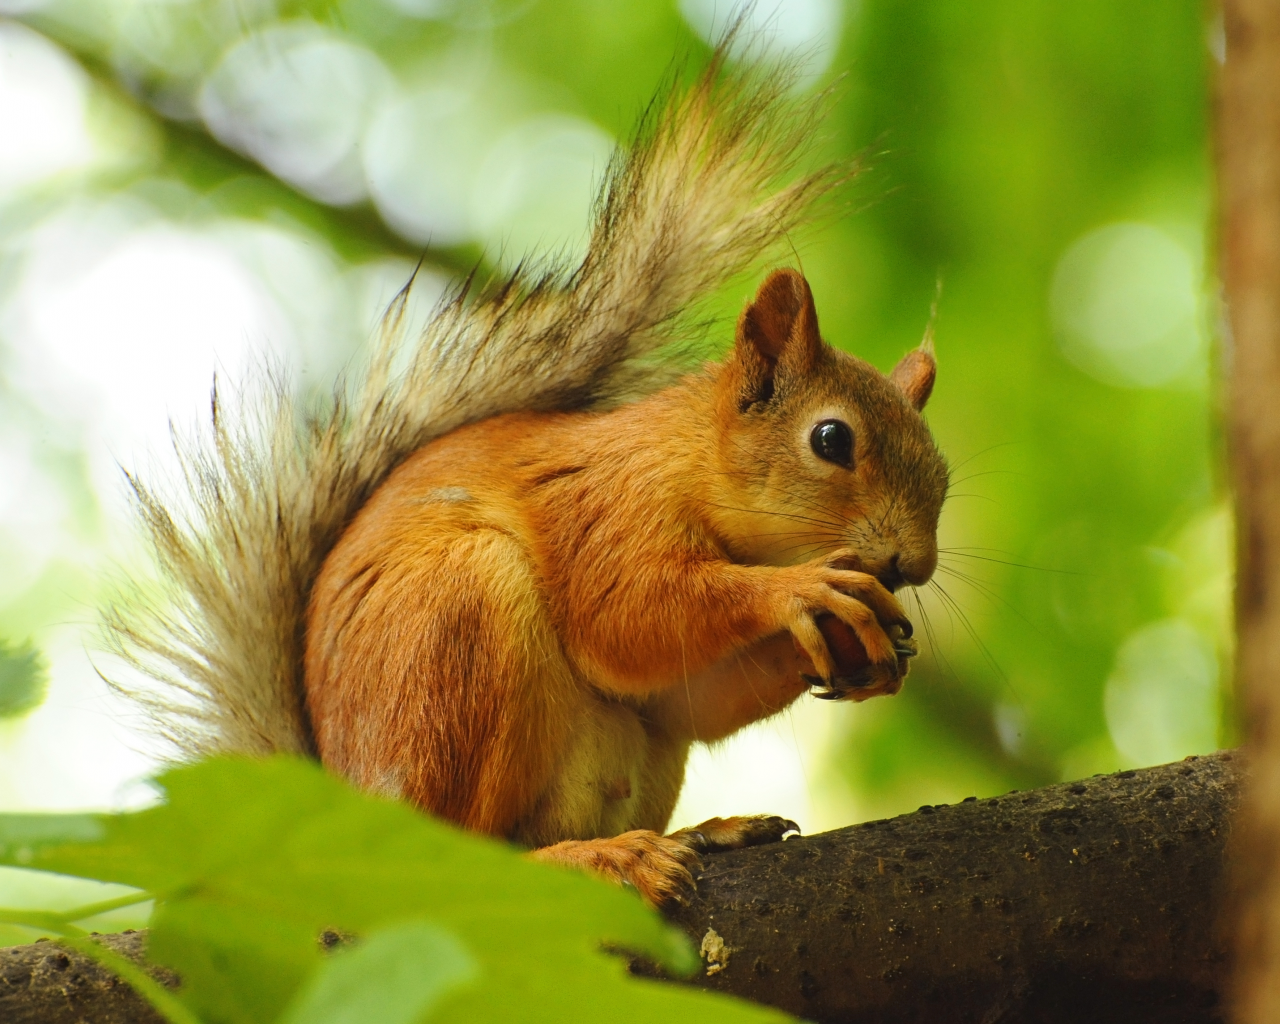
105,48 -> 947,906
304,268 -> 945,904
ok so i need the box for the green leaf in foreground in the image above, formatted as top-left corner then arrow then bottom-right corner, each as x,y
0,814 -> 103,863
278,921 -> 477,1024
0,641 -> 48,718
0,757 -> 793,1023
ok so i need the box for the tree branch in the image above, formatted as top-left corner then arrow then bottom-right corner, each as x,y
0,931 -> 169,1024
661,751 -> 1238,1023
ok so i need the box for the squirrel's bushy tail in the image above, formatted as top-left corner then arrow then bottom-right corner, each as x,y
102,44 -> 849,758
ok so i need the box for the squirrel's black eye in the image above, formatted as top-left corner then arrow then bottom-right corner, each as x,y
810,419 -> 854,468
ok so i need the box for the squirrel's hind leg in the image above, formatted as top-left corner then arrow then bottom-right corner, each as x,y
529,831 -> 700,907
305,521 -> 577,836
528,816 -> 799,906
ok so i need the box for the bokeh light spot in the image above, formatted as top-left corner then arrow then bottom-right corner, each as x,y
473,114 -> 613,270
0,22 -> 93,194
364,87 -> 495,246
0,429 -> 68,604
679,0 -> 846,78
1050,222 -> 1204,389
1103,618 -> 1219,767
200,24 -> 394,205
3,203 -> 302,508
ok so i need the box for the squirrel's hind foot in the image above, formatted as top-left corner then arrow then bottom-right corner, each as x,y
528,817 -> 801,906
529,830 -> 700,908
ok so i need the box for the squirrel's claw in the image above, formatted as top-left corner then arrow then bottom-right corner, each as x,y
670,815 -> 800,854
805,641 -> 915,700
804,672 -> 870,700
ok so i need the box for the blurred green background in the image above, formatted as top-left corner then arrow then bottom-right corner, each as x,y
0,0 -> 1227,826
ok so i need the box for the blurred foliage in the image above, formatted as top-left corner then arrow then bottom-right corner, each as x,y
0,640 -> 47,719
824,0 -> 1223,816
0,0 -> 1226,822
0,757 -> 787,1023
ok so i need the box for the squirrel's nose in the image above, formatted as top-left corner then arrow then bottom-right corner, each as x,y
876,554 -> 905,593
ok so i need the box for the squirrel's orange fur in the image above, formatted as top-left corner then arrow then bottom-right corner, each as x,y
304,270 -> 947,902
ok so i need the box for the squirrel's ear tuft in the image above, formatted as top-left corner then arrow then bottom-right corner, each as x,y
731,269 -> 822,409
890,346 -> 936,411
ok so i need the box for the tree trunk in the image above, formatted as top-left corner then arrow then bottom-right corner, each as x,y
1219,1 -> 1280,1022
2,754 -> 1239,1024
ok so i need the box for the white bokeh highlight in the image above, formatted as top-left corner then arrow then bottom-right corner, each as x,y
0,426 -> 69,608
670,696 -> 859,836
3,204 -> 302,508
377,0 -> 455,19
473,114 -> 613,270
1103,618 -> 1219,767
1050,222 -> 1205,389
200,24 -> 394,205
364,87 -> 497,246
0,192 -> 410,809
0,21 -> 94,194
680,0 -> 846,78
0,628 -> 162,812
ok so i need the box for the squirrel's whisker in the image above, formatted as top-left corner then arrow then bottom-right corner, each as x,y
937,551 -> 1080,574
908,587 -> 963,687
927,579 -> 1008,686
947,468 -> 1020,488
942,492 -> 997,504
943,440 -> 1020,479
934,565 -> 1055,643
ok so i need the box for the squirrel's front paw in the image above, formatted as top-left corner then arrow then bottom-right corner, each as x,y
528,830 -> 700,908
807,615 -> 916,701
778,550 -> 911,694
668,815 -> 800,854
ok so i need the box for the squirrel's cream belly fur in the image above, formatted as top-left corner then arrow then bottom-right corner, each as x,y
509,695 -> 688,848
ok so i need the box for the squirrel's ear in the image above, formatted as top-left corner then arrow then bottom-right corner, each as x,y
731,269 -> 822,408
890,344 -> 936,411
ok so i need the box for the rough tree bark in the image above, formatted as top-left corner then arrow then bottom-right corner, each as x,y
1220,1 -> 1280,1022
1,931 -> 167,1024
665,752 -> 1237,1023
2,753 -> 1240,1024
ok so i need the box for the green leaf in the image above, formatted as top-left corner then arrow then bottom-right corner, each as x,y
0,866 -> 150,941
5,757 -> 790,1023
150,900 -> 322,1024
0,641 -> 48,719
0,924 -> 40,946
278,921 -> 477,1024
0,814 -> 103,864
